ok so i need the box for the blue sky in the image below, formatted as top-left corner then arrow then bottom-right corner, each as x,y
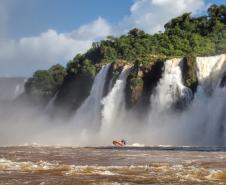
8,0 -> 132,38
8,0 -> 223,38
0,0 -> 225,76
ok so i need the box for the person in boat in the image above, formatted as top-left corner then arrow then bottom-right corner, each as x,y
121,139 -> 127,145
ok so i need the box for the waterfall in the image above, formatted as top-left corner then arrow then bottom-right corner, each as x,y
144,55 -> 226,146
4,55 -> 226,146
150,59 -> 192,112
73,64 -> 111,129
196,54 -> 226,95
100,66 -> 130,134
45,92 -> 58,113
13,81 -> 25,99
0,77 -> 26,101
52,55 -> 226,146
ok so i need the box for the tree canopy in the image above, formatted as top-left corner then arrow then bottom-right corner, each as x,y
25,64 -> 66,104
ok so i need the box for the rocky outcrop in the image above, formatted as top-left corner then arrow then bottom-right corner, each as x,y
140,60 -> 164,110
124,58 -> 165,111
182,55 -> 198,94
125,65 -> 144,109
54,72 -> 94,115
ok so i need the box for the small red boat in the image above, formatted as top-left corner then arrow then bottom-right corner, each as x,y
112,139 -> 127,147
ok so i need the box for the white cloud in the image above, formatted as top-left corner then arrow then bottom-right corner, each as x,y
0,0 -> 207,76
117,0 -> 205,34
70,17 -> 112,41
0,18 -> 111,76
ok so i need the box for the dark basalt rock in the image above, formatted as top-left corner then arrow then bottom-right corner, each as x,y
182,56 -> 198,94
220,71 -> 226,88
54,72 -> 94,115
136,60 -> 164,113
125,65 -> 144,109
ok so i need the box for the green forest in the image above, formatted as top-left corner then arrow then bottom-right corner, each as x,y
25,4 -> 226,104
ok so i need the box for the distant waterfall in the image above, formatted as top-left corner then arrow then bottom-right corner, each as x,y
101,66 -> 130,134
45,92 -> 58,113
0,78 -> 26,100
13,81 -> 25,99
150,59 -> 192,112
73,64 -> 111,129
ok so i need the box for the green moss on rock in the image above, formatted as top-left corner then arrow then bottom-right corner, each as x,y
125,64 -> 144,109
182,55 -> 198,93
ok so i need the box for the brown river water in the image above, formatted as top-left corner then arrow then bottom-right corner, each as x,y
0,146 -> 226,184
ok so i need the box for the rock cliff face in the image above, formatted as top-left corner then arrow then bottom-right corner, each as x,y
182,56 -> 198,94
54,72 -> 94,114
125,60 -> 165,110
125,65 -> 144,109
43,54 -> 226,116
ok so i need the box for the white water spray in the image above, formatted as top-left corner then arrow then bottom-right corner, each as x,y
196,54 -> 226,95
72,64 -> 111,129
100,66 -> 131,135
151,58 -> 192,112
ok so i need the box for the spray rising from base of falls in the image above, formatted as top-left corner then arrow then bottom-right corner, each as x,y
1,55 -> 226,146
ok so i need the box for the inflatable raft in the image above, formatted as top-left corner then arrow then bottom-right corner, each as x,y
112,140 -> 127,147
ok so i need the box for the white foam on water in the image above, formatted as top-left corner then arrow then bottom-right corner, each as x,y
131,143 -> 145,147
1,157 -> 225,183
